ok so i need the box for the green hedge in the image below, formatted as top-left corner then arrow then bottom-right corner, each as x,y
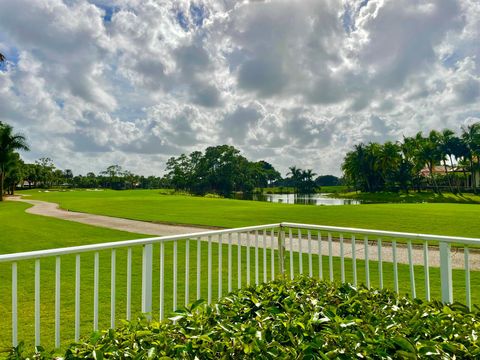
9,277 -> 480,359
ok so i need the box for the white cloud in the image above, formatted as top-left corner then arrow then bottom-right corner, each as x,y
0,0 -> 479,177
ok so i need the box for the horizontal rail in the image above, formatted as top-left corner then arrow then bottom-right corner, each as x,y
0,223 -> 280,262
3,221 -> 479,263
281,222 -> 480,246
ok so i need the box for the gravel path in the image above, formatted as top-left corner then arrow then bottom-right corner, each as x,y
9,196 -> 479,270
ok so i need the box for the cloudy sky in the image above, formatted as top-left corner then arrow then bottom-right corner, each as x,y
0,0 -> 479,176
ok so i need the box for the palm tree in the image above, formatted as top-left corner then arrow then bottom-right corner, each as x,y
438,129 -> 456,193
287,166 -> 302,193
452,137 -> 470,191
414,131 -> 442,193
342,149 -> 360,192
299,169 -> 317,194
0,123 -> 29,200
461,123 -> 480,193
378,141 -> 401,191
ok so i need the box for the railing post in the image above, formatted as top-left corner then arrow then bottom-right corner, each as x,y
142,244 -> 153,317
278,225 -> 286,277
439,241 -> 453,303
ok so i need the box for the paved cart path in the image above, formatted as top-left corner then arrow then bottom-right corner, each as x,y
9,196 -> 480,270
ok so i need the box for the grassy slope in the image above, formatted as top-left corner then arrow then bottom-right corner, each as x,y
20,189 -> 480,238
334,190 -> 480,204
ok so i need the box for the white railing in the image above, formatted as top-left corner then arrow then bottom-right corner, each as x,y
0,222 -> 478,349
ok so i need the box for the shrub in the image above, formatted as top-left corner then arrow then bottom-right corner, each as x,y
9,277 -> 480,359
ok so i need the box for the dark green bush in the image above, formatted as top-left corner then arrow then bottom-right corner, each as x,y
9,277 -> 480,359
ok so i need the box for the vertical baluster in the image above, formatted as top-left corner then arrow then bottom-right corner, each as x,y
218,234 -> 223,299
208,235 -> 212,304
377,238 -> 383,289
318,232 -> 323,280
423,241 -> 430,301
465,247 -> 471,309
392,240 -> 399,294
185,239 -> 190,307
263,229 -> 267,283
328,233 -> 333,282
364,236 -> 370,289
142,244 -> 153,316
12,262 -> 17,347
439,242 -> 453,303
173,241 -> 178,311
247,232 -> 251,286
351,235 -> 357,287
35,259 -> 41,346
340,234 -> 345,283
228,233 -> 232,292
237,233 -> 242,289
55,257 -> 61,348
407,240 -> 416,299
160,241 -> 165,321
75,255 -> 80,342
298,229 -> 303,275
93,252 -> 99,331
289,228 -> 294,280
278,227 -> 286,276
308,230 -> 312,277
270,229 -> 275,280
111,249 -> 116,329
255,230 -> 259,285
126,248 -> 132,321
197,237 -> 201,300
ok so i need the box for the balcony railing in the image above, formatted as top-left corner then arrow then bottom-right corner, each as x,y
0,222 -> 478,349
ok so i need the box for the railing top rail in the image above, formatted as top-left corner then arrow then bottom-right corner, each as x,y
281,222 -> 480,246
0,223 -> 281,263
3,221 -> 479,263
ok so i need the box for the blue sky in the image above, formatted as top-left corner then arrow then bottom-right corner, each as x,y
0,0 -> 479,176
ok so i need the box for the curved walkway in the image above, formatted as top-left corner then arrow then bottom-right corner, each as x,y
9,196 -> 204,236
8,196 -> 480,270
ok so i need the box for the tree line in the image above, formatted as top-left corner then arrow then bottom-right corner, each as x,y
1,121 -> 336,199
342,122 -> 480,193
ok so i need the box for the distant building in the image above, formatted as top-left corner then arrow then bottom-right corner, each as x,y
420,165 -> 480,188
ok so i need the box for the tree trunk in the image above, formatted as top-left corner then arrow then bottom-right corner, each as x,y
0,171 -> 4,201
449,155 -> 461,193
429,162 -> 440,193
442,159 -> 454,193
470,159 -> 477,194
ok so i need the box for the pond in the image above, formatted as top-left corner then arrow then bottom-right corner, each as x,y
234,193 -> 362,206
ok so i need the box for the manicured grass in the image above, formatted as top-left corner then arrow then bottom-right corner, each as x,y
0,201 -> 149,352
334,190 -> 480,204
20,189 -> 480,238
318,185 -> 348,193
3,194 -> 480,354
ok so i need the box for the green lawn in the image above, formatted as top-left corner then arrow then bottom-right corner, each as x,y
4,192 -> 480,354
0,201 -> 150,352
20,189 -> 480,238
334,190 -> 480,204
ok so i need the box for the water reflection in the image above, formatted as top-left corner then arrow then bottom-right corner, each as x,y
234,193 -> 361,206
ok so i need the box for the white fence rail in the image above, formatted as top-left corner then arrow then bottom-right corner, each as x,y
0,222 -> 478,349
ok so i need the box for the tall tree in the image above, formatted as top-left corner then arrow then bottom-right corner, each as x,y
438,129 -> 457,193
462,123 -> 480,193
0,123 -> 29,200
35,157 -> 55,188
414,131 -> 442,193
287,166 -> 302,193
